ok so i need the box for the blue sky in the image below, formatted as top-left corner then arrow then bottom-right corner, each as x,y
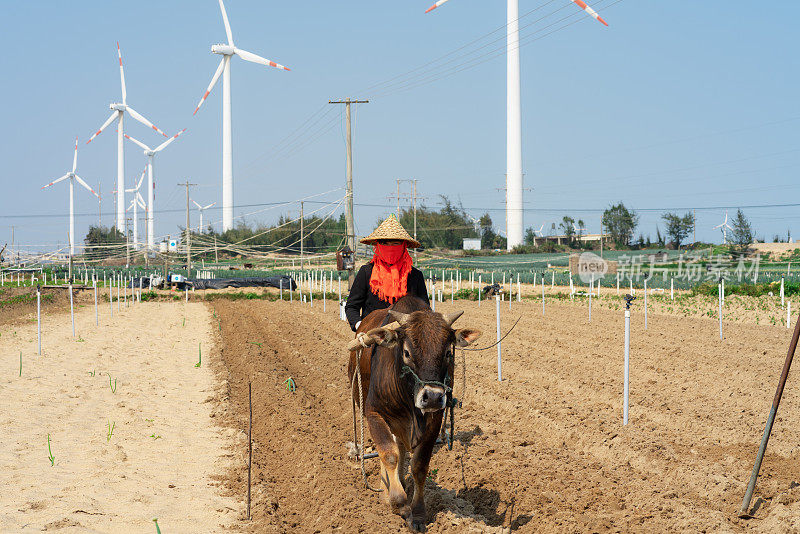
1,1 -> 798,250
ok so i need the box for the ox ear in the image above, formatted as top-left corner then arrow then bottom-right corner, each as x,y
454,328 -> 482,347
367,326 -> 400,348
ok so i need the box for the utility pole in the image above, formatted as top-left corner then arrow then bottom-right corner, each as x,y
300,201 -> 304,270
179,181 -> 197,276
693,209 -> 696,244
329,98 -> 368,288
98,183 -> 102,227
413,179 -> 418,260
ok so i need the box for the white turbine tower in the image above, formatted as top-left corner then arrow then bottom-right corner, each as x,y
41,137 -> 100,256
86,42 -> 169,231
124,128 -> 187,251
125,169 -> 146,249
193,0 -> 291,232
714,211 -> 734,244
192,200 -> 217,233
425,0 -> 608,250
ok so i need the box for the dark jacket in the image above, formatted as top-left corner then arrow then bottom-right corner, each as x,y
345,262 -> 429,331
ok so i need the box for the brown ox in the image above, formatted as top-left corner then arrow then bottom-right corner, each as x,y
348,295 -> 481,531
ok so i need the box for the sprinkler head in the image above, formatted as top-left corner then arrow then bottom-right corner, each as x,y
624,294 -> 636,309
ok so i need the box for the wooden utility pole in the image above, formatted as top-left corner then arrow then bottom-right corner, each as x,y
179,181 -> 197,276
329,98 -> 368,288
300,201 -> 305,270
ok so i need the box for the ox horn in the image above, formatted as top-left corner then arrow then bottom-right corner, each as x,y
443,311 -> 464,326
388,310 -> 411,325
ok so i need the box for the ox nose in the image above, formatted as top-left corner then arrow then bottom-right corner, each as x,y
418,386 -> 445,411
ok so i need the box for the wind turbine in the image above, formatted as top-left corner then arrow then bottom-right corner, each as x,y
535,224 -> 545,237
41,137 -> 100,256
714,211 -> 734,244
193,0 -> 291,232
86,42 -> 169,231
125,169 -> 146,249
424,0 -> 608,250
124,128 -> 187,251
192,200 -> 217,233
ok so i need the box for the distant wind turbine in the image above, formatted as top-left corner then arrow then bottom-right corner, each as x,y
192,200 -> 217,233
86,42 -> 168,231
41,137 -> 99,256
124,128 -> 187,251
714,211 -> 734,244
424,0 -> 608,250
125,169 -> 146,249
193,0 -> 290,232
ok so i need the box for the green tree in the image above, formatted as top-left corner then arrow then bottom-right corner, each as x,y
601,203 -> 639,247
661,211 -> 695,249
731,209 -> 754,252
397,196 -> 479,250
84,225 -> 125,260
479,213 -> 496,250
559,216 -> 576,241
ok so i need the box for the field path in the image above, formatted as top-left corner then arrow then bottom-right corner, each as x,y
0,298 -> 239,533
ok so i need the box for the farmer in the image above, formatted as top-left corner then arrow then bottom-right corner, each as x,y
345,215 -> 429,332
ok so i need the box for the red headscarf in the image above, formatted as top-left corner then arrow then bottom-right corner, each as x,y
369,242 -> 413,304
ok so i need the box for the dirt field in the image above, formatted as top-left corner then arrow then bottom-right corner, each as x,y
0,299 -> 238,533
210,296 -> 800,533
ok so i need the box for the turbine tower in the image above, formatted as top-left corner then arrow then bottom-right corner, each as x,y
124,128 -> 187,251
425,0 -> 608,250
714,211 -> 734,244
125,168 -> 146,249
193,0 -> 290,232
41,137 -> 100,256
192,200 -> 217,233
86,42 -> 168,231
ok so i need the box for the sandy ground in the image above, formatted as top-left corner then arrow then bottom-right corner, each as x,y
210,296 -> 800,533
0,299 -> 239,533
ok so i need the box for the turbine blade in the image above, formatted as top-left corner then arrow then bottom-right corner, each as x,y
569,0 -> 609,26
234,48 -> 290,71
86,111 -> 118,144
425,0 -> 451,13
136,169 -> 145,191
192,199 -> 202,209
154,128 -> 187,152
123,133 -> 151,151
204,202 -> 216,210
42,174 -> 69,189
72,136 -> 78,172
193,57 -> 226,115
218,0 -> 235,46
137,193 -> 146,209
117,42 -> 127,104
126,107 -> 169,137
74,175 -> 100,198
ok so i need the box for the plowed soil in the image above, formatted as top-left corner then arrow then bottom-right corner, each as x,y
209,297 -> 800,533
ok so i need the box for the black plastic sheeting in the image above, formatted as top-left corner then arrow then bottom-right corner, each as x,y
186,275 -> 296,291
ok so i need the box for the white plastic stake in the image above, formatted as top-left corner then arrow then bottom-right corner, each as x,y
616,272 -> 620,295
37,285 -> 42,355
323,273 -> 327,312
517,274 -> 521,302
495,294 -> 502,382
280,278 -> 283,300
541,274 -> 545,315
551,271 -> 554,288
109,281 -> 113,317
624,305 -> 630,426
644,278 -> 648,330
589,274 -> 593,322
94,278 -> 98,326
788,301 -> 791,329
781,277 -> 785,308
69,282 -> 75,338
671,278 -> 674,301
338,275 -> 341,302
478,275 -> 482,307
719,282 -> 723,340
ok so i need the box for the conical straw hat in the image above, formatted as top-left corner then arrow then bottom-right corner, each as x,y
360,214 -> 421,248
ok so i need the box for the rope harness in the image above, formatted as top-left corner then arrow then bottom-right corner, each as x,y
351,347 -> 383,493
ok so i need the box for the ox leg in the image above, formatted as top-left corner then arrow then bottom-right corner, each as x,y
407,415 -> 442,532
366,412 -> 409,518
